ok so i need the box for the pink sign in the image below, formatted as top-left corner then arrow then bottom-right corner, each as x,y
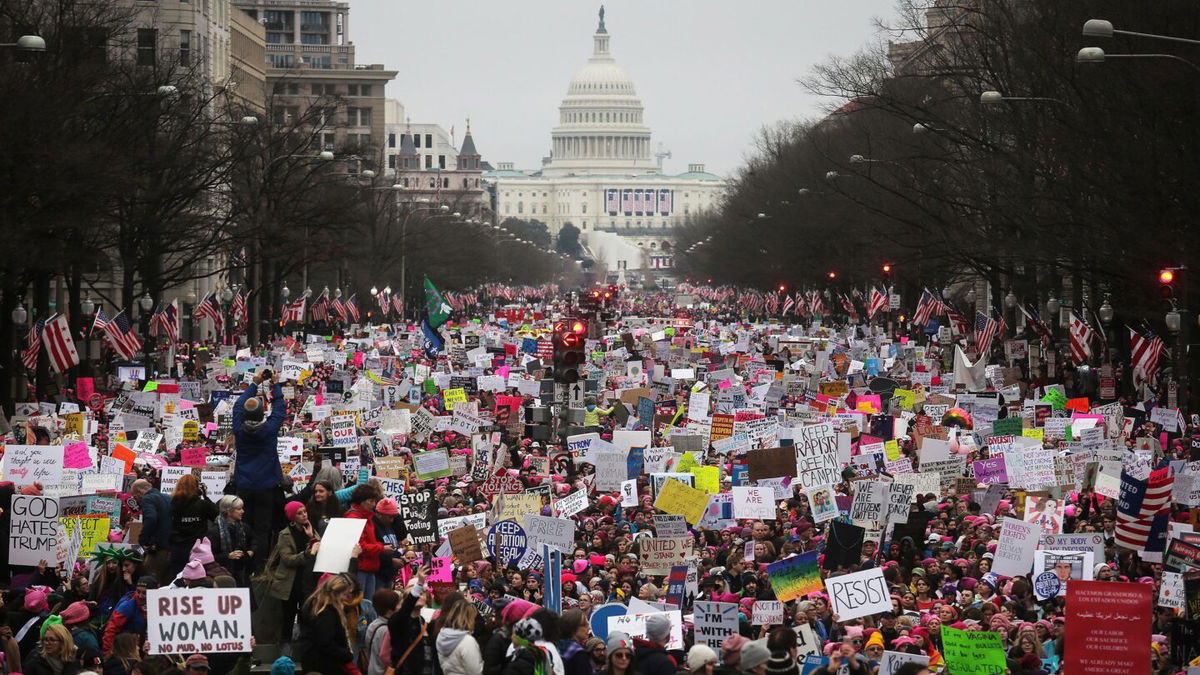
76,377 -> 95,402
63,442 -> 92,469
180,447 -> 207,467
429,556 -> 454,582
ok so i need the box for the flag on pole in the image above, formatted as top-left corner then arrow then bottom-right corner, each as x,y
913,289 -> 941,328
1068,311 -> 1094,365
102,310 -> 143,360
42,313 -> 80,373
310,290 -> 330,322
91,308 -> 110,333
231,289 -> 248,328
193,293 -> 224,334
424,277 -> 451,329
781,294 -> 795,317
1130,326 -> 1166,391
330,295 -> 345,322
1018,304 -> 1056,347
345,294 -> 361,323
974,311 -> 998,357
281,298 -> 306,324
20,318 -> 46,370
867,287 -> 888,320
392,295 -> 404,316
1115,466 -> 1174,551
839,293 -> 858,321
151,300 -> 179,345
421,318 -> 445,358
377,291 -> 390,316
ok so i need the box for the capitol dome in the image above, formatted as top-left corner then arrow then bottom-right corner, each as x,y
543,8 -> 657,177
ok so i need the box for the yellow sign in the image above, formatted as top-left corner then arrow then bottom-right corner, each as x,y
892,389 -> 917,411
495,493 -> 543,526
690,465 -> 720,494
65,413 -> 84,436
182,420 -> 200,442
443,388 -> 467,410
654,478 -> 709,524
884,440 -> 901,461
819,381 -> 849,398
60,514 -> 111,559
675,452 -> 700,474
1022,428 -> 1044,441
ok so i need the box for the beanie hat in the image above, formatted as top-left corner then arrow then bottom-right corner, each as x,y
24,588 -> 49,613
645,613 -> 672,643
137,575 -> 159,589
377,498 -> 400,515
687,644 -> 718,671
865,631 -> 885,650
514,617 -> 544,643
190,537 -> 216,565
59,601 -> 92,626
500,598 -> 537,625
740,639 -> 771,671
607,631 -> 634,657
573,559 -> 590,574
285,501 -> 306,521
182,560 -> 207,581
721,633 -> 750,667
764,651 -> 800,675
271,656 -> 297,675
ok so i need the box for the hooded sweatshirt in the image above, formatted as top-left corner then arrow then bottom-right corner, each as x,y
436,627 -> 483,675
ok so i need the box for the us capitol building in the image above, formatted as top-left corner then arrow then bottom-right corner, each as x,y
484,7 -> 725,280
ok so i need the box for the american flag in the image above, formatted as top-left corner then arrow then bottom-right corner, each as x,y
913,289 -> 942,328
150,301 -> 179,345
345,294 -> 360,322
1115,466 -> 1173,551
941,293 -> 972,338
193,293 -> 224,334
310,290 -> 329,322
867,287 -> 888,320
782,294 -> 795,317
281,298 -> 306,324
974,311 -> 998,358
839,293 -> 858,321
20,317 -> 46,370
994,308 -> 1008,343
1130,326 -> 1166,390
330,295 -> 346,322
1018,303 -> 1056,347
1068,311 -> 1094,365
808,291 -> 824,316
231,288 -> 249,329
92,308 -> 110,332
103,310 -> 143,360
376,291 -> 390,316
392,295 -> 404,316
794,293 -> 807,317
42,313 -> 80,373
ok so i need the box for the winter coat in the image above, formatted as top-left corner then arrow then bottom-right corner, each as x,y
233,383 -> 286,490
21,647 -> 100,675
632,639 -> 676,675
207,516 -> 252,583
387,586 -> 426,675
138,489 -> 172,548
170,495 -> 219,544
482,627 -> 513,675
346,503 -> 384,572
436,628 -> 483,675
102,591 -> 146,655
266,524 -> 319,601
298,604 -> 357,674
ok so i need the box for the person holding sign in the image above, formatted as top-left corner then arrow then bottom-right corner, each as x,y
297,573 -> 362,675
233,367 -> 288,573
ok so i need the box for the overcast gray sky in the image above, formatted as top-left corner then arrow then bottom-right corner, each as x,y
352,1 -> 898,177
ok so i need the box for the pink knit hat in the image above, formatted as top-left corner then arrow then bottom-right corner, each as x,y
285,501 -> 306,521
190,537 -> 215,565
182,560 -> 207,581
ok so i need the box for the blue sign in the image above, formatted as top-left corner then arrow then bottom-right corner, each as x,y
923,317 -> 940,335
543,545 -> 562,613
1033,571 -> 1062,599
589,603 -> 627,642
487,520 -> 528,566
627,445 -> 646,478
731,463 -> 749,486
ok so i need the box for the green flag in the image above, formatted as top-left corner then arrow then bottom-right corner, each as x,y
424,277 -> 452,328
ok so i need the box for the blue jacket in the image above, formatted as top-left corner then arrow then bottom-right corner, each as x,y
138,488 -> 172,547
233,383 -> 286,489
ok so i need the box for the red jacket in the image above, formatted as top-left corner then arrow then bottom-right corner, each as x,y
346,503 -> 384,572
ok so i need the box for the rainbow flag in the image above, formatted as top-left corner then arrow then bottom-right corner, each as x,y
767,551 -> 823,602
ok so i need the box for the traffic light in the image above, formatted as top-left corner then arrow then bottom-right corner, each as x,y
552,319 -> 587,383
882,263 -> 893,281
1160,268 -> 1177,298
827,271 -> 837,280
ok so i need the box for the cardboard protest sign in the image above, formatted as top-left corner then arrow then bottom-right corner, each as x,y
766,551 -> 822,602
653,478 -> 709,525
746,447 -> 797,482
848,480 -> 888,525
313,518 -> 367,573
823,567 -> 890,621
554,490 -> 589,518
940,627 -> 1006,675
638,536 -> 692,573
147,587 -> 251,655
653,514 -> 688,538
693,601 -> 738,649
10,495 -> 60,566
59,514 -> 110,560
1065,581 -> 1151,675
450,524 -> 485,563
327,414 -> 357,447
593,451 -> 627,491
993,517 -> 1038,577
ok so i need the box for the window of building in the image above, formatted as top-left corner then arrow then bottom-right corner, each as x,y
308,55 -> 331,68
264,10 -> 292,29
425,134 -> 432,147
428,177 -> 435,187
413,134 -> 421,148
463,178 -> 469,189
542,204 -> 548,213
388,133 -> 396,148
136,28 -> 156,66
683,205 -> 689,214
268,53 -> 294,68
581,203 -> 587,213
347,84 -> 371,96
300,11 -> 327,29
346,107 -> 371,126
357,133 -> 371,147
518,202 -> 524,214
443,178 -> 449,188
438,155 -> 446,169
272,106 -> 299,125
301,33 -> 327,44
505,204 -> 510,214
388,155 -> 397,169
179,30 -> 191,65
424,155 -> 432,169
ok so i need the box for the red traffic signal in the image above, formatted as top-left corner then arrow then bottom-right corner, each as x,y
882,263 -> 892,274
570,320 -> 585,334
827,271 -> 837,280
1160,268 -> 1177,298
1160,269 -> 1175,284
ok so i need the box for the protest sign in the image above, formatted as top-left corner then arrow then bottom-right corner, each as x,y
731,486 -> 775,520
993,517 -> 1038,577
746,447 -> 798,482
593,451 -> 627,491
2,444 -> 64,487
693,601 -> 738,649
793,424 -> 839,488
972,456 -> 1008,485
10,495 -> 60,566
487,520 -> 527,565
59,514 -> 110,560
413,448 -> 452,480
823,567 -> 890,621
653,514 -> 688,538
451,524 -> 485,563
607,611 -> 684,651
554,490 -> 589,518
313,518 -> 367,573
752,600 -> 784,626
147,587 -> 251,655
653,478 -> 709,525
638,536 -> 692,573
940,627 -> 1006,675
1065,581 -> 1151,674
328,414 -> 357,447
848,480 -> 888,525
1042,533 -> 1106,561
878,652 -> 929,675
398,491 -> 437,545
766,551 -> 822,602
523,515 -> 575,553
